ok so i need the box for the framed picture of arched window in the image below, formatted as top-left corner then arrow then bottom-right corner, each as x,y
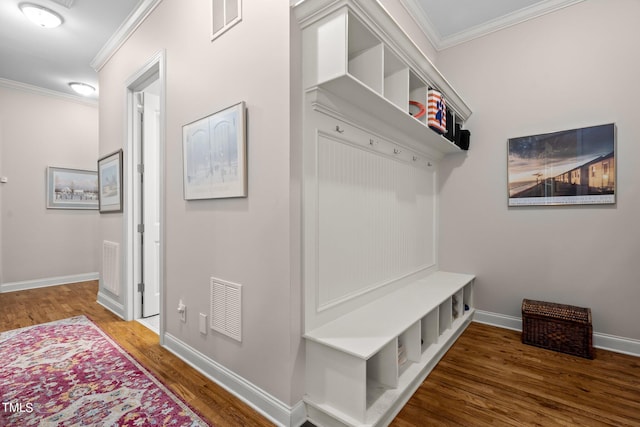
182,102 -> 247,200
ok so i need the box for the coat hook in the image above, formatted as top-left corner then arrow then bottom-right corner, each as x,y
427,162 -> 432,167
413,156 -> 418,161
335,125 -> 344,133
393,148 -> 401,154
369,139 -> 375,145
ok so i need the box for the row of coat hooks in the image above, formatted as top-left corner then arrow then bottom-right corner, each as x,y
334,125 -> 432,167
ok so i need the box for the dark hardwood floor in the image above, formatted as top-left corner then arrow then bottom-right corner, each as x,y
0,281 -> 274,427
392,322 -> 640,427
2,281 -> 639,426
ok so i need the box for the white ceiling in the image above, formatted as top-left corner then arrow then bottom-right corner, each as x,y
0,0 -> 142,101
0,0 -> 586,101
402,0 -> 585,50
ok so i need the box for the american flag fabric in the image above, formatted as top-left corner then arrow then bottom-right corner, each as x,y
427,89 -> 446,134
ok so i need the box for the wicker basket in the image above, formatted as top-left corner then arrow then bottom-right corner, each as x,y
521,299 -> 594,359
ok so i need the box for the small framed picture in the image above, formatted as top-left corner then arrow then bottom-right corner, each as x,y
46,167 -> 99,210
183,101 -> 247,200
98,149 -> 124,213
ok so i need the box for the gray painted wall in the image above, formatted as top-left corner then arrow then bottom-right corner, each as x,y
98,0 -> 303,406
0,86 -> 99,285
436,0 -> 640,340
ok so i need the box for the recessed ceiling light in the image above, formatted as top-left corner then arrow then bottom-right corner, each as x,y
68,82 -> 96,96
20,3 -> 63,28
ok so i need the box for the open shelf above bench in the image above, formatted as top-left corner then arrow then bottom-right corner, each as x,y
298,0 -> 471,158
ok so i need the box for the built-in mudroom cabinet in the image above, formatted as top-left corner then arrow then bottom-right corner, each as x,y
294,0 -> 475,426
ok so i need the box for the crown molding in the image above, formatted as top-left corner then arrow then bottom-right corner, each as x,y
402,0 -> 585,51
399,0 -> 442,51
0,78 -> 98,106
90,0 -> 164,72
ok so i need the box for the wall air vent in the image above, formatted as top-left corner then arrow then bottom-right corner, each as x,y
102,241 -> 120,296
210,277 -> 242,342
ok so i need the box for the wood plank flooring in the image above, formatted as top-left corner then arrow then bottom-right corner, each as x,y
2,281 -> 639,426
392,322 -> 640,427
0,281 -> 274,427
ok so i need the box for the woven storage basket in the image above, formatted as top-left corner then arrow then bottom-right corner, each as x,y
522,299 -> 593,359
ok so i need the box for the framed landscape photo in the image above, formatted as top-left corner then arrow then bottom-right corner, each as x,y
46,167 -> 99,210
98,149 -> 123,213
507,123 -> 616,206
183,101 -> 247,200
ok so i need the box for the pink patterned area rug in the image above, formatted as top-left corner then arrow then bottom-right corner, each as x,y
0,316 -> 210,426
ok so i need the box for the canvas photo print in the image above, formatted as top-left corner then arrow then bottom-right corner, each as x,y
508,123 -> 615,206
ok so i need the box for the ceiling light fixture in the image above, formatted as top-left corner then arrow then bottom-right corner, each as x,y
20,3 -> 63,28
68,82 -> 96,96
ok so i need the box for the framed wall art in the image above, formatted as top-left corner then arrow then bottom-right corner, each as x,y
98,149 -> 124,213
508,123 -> 616,206
46,167 -> 99,210
182,101 -> 247,200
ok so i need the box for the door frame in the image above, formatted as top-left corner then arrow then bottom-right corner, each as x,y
123,50 -> 166,343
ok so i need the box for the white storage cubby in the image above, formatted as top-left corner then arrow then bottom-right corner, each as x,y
409,71 -> 428,125
464,281 -> 474,313
304,272 -> 475,426
347,14 -> 383,94
298,2 -> 472,159
420,309 -> 439,354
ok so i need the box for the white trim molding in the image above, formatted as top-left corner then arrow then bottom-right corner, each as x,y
97,290 -> 126,319
401,0 -> 585,51
90,0 -> 164,71
473,310 -> 640,358
163,333 -> 307,427
0,78 -> 98,106
0,272 -> 99,293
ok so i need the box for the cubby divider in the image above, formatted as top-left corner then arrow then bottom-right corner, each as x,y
439,297 -> 453,335
453,289 -> 464,321
383,47 -> 409,111
421,309 -> 439,353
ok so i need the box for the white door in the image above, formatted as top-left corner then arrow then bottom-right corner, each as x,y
141,90 -> 161,317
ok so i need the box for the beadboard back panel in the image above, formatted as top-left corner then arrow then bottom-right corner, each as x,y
304,112 -> 439,330
317,133 -> 435,308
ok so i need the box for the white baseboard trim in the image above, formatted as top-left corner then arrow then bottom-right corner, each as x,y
163,333 -> 306,427
96,291 -> 125,319
473,310 -> 522,331
473,310 -> 640,357
0,272 -> 99,293
593,332 -> 640,357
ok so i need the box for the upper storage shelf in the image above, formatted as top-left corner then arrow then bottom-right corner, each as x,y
295,0 -> 472,156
